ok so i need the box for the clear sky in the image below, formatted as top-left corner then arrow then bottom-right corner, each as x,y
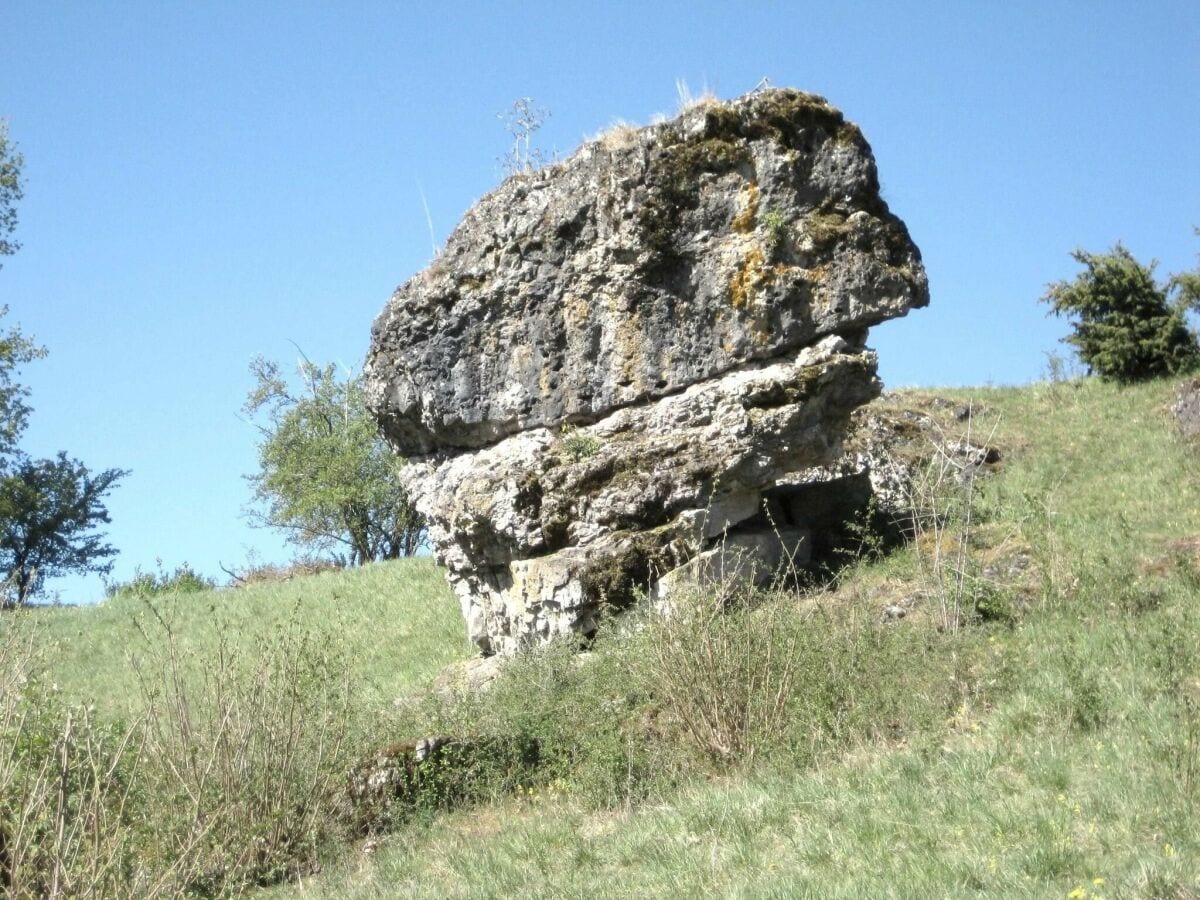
2,1 -> 1198,602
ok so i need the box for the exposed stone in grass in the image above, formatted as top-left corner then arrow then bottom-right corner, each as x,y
1171,377 -> 1200,439
348,735 -> 540,834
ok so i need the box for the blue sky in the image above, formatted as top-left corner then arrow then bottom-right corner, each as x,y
2,1 -> 1198,602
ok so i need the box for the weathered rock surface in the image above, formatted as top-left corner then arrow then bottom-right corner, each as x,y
366,89 -> 929,654
1173,377 -> 1200,439
791,395 -> 1003,549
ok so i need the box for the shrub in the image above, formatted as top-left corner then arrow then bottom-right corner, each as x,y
383,573 -> 966,821
220,557 -> 343,588
130,604 -> 360,894
404,634 -> 663,810
1041,243 -> 1200,383
105,560 -> 214,599
645,587 -> 801,766
347,734 -> 542,834
0,602 -> 368,896
0,622 -> 143,898
645,583 -> 960,770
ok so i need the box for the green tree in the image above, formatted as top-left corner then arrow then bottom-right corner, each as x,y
0,120 -> 127,605
0,453 -> 126,606
0,123 -> 45,457
1041,243 -> 1200,383
244,355 -> 424,565
0,306 -> 46,459
1168,228 -> 1200,314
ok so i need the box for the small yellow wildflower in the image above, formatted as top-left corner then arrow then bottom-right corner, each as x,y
1068,887 -> 1086,899
1164,842 -> 1176,857
1092,878 -> 1104,886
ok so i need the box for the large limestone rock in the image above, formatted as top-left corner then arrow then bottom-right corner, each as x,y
366,89 -> 928,654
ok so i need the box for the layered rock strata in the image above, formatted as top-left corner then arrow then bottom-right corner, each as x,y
366,89 -> 929,654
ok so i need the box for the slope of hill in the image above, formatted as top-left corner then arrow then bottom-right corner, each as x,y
24,556 -> 470,714
286,376 -> 1200,898
4,377 -> 1200,897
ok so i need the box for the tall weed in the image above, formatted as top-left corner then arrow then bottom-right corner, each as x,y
131,602 -> 360,895
0,621 -> 143,898
889,407 -> 1000,631
645,584 -> 960,770
645,587 -> 800,766
0,600 -> 368,897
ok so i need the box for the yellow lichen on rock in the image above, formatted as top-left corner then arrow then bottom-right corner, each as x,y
729,245 -> 766,310
731,180 -> 759,234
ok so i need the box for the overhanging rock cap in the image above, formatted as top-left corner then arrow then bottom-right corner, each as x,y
365,88 -> 928,457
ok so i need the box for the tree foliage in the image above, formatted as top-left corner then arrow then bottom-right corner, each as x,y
1168,228 -> 1200,315
0,125 -> 44,457
0,453 -> 126,606
0,119 -> 23,263
244,355 -> 424,566
0,306 -> 46,459
1041,243 -> 1200,383
0,120 -> 126,605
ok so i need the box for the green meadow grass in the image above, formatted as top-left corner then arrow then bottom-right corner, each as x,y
11,556 -> 470,716
280,376 -> 1200,899
0,558 -> 473,895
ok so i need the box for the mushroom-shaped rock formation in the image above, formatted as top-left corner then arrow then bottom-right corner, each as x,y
365,89 -> 928,655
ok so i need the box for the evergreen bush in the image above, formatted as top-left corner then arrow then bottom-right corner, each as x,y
1041,243 -> 1199,383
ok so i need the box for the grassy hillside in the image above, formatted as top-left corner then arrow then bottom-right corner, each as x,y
17,556 -> 469,715
4,376 -> 1200,897
0,559 -> 471,896
283,376 -> 1200,899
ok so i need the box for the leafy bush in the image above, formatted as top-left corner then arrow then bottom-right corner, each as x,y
105,560 -> 214,599
972,582 -> 1016,624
